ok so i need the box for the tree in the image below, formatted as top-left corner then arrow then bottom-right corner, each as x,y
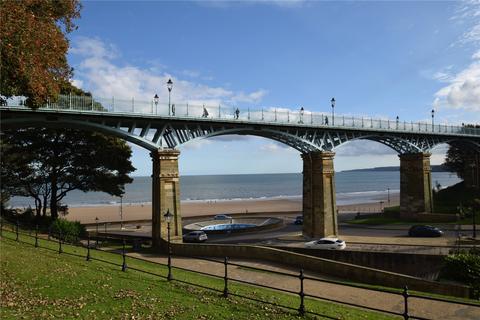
444,124 -> 480,184
444,143 -> 468,181
1,128 -> 135,219
0,0 -> 81,107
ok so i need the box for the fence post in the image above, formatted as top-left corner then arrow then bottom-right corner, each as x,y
298,269 -> 305,316
122,238 -> 127,272
0,215 -> 3,237
35,225 -> 39,247
58,232 -> 63,253
223,257 -> 229,298
86,235 -> 91,261
403,285 -> 409,320
15,220 -> 19,241
59,231 -> 63,254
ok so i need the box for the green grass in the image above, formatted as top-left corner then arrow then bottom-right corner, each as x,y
0,230 -> 395,320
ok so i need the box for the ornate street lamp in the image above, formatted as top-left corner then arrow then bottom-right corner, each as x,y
95,217 -> 99,247
164,209 -> 174,280
167,79 -> 173,116
154,94 -> 159,114
431,109 -> 435,132
120,195 -> 124,230
331,98 -> 335,126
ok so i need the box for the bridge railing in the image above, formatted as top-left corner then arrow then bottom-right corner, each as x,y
3,95 -> 479,136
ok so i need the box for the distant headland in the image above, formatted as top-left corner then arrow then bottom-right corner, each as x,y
341,165 -> 449,173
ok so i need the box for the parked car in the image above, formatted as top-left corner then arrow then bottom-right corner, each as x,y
183,231 -> 208,243
214,214 -> 232,220
408,225 -> 443,237
304,237 -> 346,250
294,215 -> 303,225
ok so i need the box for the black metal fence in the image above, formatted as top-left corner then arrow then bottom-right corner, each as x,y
1,220 -> 479,320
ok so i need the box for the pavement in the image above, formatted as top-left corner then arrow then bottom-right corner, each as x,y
120,251 -> 480,320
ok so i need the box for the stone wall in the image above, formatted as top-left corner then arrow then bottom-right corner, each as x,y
166,242 -> 470,298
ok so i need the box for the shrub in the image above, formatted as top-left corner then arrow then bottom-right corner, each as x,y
49,218 -> 85,243
441,253 -> 480,299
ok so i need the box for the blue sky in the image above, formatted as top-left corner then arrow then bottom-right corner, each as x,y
68,0 -> 480,176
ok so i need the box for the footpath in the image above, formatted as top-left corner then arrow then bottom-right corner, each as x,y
125,250 -> 480,320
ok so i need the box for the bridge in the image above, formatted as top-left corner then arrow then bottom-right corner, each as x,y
1,94 -> 479,247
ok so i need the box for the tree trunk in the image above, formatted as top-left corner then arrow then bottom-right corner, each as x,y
34,198 -> 41,216
50,177 -> 58,220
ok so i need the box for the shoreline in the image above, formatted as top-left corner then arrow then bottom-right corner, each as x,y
67,193 -> 400,224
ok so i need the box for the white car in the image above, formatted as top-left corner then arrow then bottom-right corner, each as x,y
213,214 -> 232,220
304,237 -> 346,250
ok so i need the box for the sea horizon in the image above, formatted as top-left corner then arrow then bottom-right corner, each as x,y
8,171 -> 460,209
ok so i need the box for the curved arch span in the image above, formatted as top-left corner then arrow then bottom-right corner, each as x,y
1,118 -> 160,151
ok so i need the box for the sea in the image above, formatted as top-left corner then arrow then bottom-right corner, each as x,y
8,171 -> 460,208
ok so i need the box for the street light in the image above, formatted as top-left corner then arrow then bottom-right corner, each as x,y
164,209 -> 174,281
95,217 -> 99,247
167,79 -> 173,116
331,97 -> 335,126
119,195 -> 124,230
153,94 -> 159,114
431,109 -> 435,132
396,116 -> 399,130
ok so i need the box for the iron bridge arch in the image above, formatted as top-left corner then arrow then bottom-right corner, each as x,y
1,109 -> 479,155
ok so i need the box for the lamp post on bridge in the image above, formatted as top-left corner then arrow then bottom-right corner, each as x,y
167,79 -> 173,116
431,109 -> 435,132
331,97 -> 335,126
154,94 -> 159,114
164,209 -> 173,281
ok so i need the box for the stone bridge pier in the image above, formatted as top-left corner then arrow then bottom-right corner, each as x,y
399,153 -> 433,214
151,149 -> 182,248
302,151 -> 338,238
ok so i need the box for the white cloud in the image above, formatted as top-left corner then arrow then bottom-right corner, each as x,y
432,2 -> 480,112
433,54 -> 480,111
452,0 -> 480,45
179,139 -> 212,150
69,37 -> 268,111
259,141 -> 295,153
334,140 -> 395,156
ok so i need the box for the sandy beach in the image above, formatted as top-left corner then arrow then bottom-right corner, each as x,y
67,193 -> 400,224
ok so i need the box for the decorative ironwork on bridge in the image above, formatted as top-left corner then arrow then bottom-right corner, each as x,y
1,94 -> 479,154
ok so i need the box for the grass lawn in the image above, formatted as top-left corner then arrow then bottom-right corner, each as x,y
0,230 -> 395,319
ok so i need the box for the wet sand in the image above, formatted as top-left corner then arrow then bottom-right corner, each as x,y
67,194 -> 399,224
